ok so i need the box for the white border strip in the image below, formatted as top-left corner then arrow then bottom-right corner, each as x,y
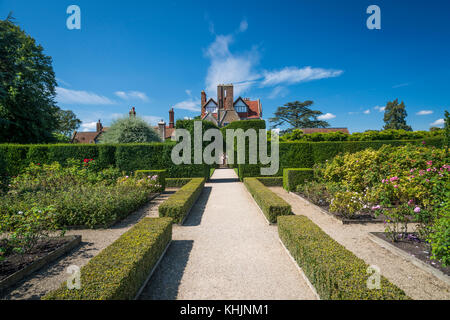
134,240 -> 172,300
278,238 -> 320,300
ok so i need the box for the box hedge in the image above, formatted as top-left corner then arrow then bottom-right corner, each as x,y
135,169 -> 166,192
42,217 -> 172,300
256,176 -> 283,186
165,178 -> 192,188
244,178 -> 292,223
278,215 -> 410,300
158,178 -> 205,224
283,168 -> 314,191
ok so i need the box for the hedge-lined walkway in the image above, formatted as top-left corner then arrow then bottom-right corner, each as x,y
139,169 -> 316,300
1,190 -> 177,300
270,187 -> 450,300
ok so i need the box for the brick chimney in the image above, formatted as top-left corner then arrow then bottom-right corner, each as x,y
224,84 -> 234,110
96,120 -> 103,133
129,107 -> 136,118
217,84 -> 224,109
158,120 -> 166,142
169,108 -> 175,128
201,90 -> 206,107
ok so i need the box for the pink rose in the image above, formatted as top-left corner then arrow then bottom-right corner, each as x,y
414,207 -> 421,213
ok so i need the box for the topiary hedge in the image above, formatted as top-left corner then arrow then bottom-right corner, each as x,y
135,170 -> 166,192
256,176 -> 283,186
42,217 -> 173,300
283,168 -> 314,191
244,178 -> 292,223
159,178 -> 205,224
165,178 -> 192,188
278,215 -> 410,300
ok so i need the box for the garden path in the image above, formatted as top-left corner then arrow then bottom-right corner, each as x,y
139,169 -> 316,300
270,187 -> 450,300
2,189 -> 177,300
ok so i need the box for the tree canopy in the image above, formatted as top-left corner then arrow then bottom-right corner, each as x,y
383,99 -> 412,131
0,16 -> 80,143
99,116 -> 161,143
269,100 -> 330,133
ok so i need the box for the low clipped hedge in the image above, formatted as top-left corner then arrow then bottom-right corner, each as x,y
166,178 -> 192,188
256,176 -> 283,186
43,217 -> 173,300
159,178 -> 205,224
244,178 -> 292,223
278,215 -> 410,300
283,168 -> 314,191
135,170 -> 166,192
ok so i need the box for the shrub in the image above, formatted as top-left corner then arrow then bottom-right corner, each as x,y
158,178 -> 205,224
256,177 -> 283,186
135,170 -> 166,192
283,168 -> 314,192
243,178 -> 291,223
99,116 -> 161,143
42,217 -> 172,300
166,178 -> 192,188
278,215 -> 410,300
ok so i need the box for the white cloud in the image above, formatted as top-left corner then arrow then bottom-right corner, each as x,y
268,86 -> 288,99
392,83 -> 409,88
114,90 -> 149,102
142,115 -> 162,125
261,66 -> 343,86
363,109 -> 371,114
238,19 -> 248,33
56,87 -> 115,105
174,99 -> 201,112
318,113 -> 336,120
185,89 -> 192,97
430,119 -> 444,127
80,121 -> 97,132
416,110 -> 433,115
374,105 -> 386,112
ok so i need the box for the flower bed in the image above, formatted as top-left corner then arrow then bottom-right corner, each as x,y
42,217 -> 172,300
158,178 -> 205,224
278,215 -> 410,300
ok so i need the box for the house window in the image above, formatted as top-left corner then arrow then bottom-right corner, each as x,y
206,105 -> 217,113
235,106 -> 247,113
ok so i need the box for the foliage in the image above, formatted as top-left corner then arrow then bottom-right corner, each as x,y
158,178 -> 205,224
99,116 -> 161,143
54,109 -> 81,137
269,101 -> 330,133
329,191 -> 365,218
43,217 -> 172,300
0,18 -> 77,143
283,168 -> 314,191
278,215 -> 410,300
383,99 -> 412,131
244,178 -> 292,223
166,178 -> 192,188
135,170 -> 166,192
255,176 -> 283,186
444,110 -> 450,147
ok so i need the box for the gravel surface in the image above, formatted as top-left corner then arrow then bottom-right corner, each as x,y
139,169 -> 317,300
1,190 -> 177,300
270,187 -> 450,300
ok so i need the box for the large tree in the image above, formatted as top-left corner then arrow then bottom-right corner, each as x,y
99,116 -> 161,143
383,99 -> 412,131
54,109 -> 81,137
269,100 -> 330,133
0,16 -> 80,143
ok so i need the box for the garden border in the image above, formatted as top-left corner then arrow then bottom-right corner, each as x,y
133,240 -> 172,300
289,192 -> 385,225
0,235 -> 81,293
242,185 -> 273,226
368,232 -> 450,286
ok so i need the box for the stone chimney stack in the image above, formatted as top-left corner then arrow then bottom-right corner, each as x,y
224,84 -> 234,110
169,108 -> 175,128
129,107 -> 136,118
96,120 -> 103,133
158,120 -> 166,142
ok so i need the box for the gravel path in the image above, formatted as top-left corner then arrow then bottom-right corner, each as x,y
1,190 -> 177,300
270,187 -> 450,300
139,169 -> 316,300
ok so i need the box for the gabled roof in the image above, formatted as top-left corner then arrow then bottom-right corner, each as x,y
72,128 -> 108,144
203,98 -> 218,107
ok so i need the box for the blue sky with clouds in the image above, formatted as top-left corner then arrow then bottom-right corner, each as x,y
1,0 -> 449,132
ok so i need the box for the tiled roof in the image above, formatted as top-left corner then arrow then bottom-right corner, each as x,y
300,128 -> 350,134
244,99 -> 261,118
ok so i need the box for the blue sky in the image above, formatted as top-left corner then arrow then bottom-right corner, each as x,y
1,0 -> 449,133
